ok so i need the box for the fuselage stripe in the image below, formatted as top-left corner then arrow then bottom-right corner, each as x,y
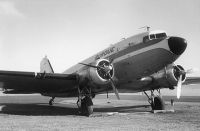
106,39 -> 165,62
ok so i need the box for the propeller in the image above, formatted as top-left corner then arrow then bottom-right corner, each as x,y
176,67 -> 198,99
177,75 -> 182,99
79,63 -> 103,70
107,72 -> 120,100
185,68 -> 199,74
79,60 -> 120,100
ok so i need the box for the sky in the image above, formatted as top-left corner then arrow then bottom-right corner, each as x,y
0,0 -> 200,75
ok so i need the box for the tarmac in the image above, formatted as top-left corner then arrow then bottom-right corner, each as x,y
0,94 -> 200,130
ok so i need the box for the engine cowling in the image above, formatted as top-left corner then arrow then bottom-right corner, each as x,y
151,64 -> 186,89
79,59 -> 114,85
89,59 -> 114,85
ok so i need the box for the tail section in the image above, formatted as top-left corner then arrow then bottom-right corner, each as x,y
40,56 -> 54,73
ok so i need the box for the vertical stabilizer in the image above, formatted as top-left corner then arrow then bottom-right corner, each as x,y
40,56 -> 54,73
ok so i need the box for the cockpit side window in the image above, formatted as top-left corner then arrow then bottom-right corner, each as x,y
143,32 -> 167,43
150,34 -> 155,39
143,36 -> 149,43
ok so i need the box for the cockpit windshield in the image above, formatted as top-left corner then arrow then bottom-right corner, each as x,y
149,33 -> 167,40
143,31 -> 167,42
155,33 -> 167,39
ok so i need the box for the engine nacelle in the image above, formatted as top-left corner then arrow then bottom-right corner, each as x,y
151,64 -> 186,89
79,59 -> 114,85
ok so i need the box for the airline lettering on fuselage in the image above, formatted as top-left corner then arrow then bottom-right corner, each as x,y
95,47 -> 115,60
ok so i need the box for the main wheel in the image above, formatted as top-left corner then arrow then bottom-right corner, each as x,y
152,96 -> 165,110
81,96 -> 93,116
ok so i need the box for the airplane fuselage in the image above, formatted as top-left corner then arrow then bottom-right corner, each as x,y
64,30 -> 187,94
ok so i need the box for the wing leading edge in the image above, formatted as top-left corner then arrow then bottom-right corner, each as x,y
183,77 -> 200,85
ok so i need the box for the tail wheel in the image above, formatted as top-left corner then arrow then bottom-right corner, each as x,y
152,96 -> 165,110
49,97 -> 55,106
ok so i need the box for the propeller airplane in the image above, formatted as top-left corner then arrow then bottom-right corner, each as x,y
0,28 -> 200,116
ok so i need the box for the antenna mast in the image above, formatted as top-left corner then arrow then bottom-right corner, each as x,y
139,26 -> 150,32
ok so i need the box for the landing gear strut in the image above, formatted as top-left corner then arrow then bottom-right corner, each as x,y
144,89 -> 165,110
49,97 -> 55,106
77,86 -> 93,116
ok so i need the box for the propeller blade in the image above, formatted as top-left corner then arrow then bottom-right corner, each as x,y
79,63 -> 98,68
177,75 -> 182,99
110,78 -> 120,100
186,68 -> 199,74
107,73 -> 120,100
79,63 -> 106,70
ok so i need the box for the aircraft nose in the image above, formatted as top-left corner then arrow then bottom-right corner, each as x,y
168,37 -> 187,55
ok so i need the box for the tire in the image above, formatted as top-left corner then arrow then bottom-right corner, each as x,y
152,96 -> 165,110
86,106 -> 93,116
81,96 -> 93,116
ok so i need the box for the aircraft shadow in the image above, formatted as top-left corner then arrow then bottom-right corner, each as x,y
94,105 -> 150,113
0,103 -> 150,116
0,103 -> 78,116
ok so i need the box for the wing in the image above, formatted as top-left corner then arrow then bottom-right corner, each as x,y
0,70 -> 78,97
183,77 -> 200,85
